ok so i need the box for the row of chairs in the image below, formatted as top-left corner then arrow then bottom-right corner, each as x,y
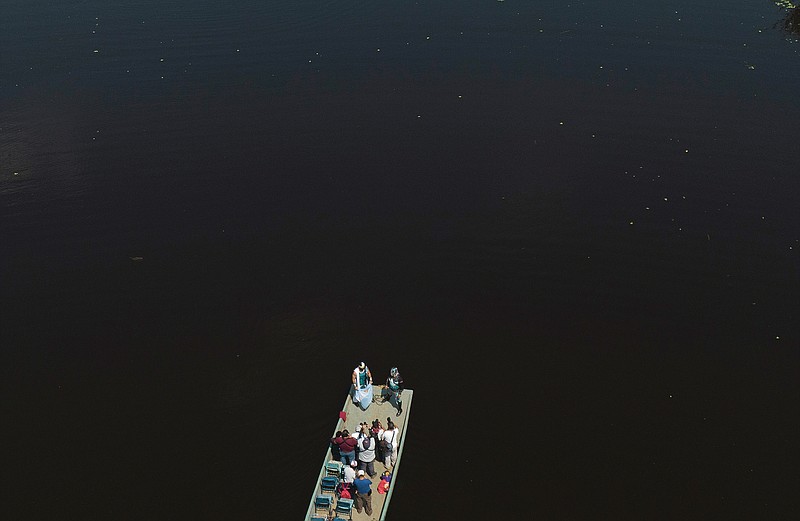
315,461 -> 352,519
313,495 -> 353,519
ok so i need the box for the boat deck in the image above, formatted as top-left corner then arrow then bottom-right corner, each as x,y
306,386 -> 414,521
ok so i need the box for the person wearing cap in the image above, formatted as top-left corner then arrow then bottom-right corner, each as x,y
353,470 -> 373,516
352,362 -> 373,410
386,367 -> 404,416
343,459 -> 358,484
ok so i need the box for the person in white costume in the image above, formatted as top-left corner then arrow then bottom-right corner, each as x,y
352,362 -> 373,410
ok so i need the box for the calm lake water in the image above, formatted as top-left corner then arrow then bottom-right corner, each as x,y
2,1 -> 798,519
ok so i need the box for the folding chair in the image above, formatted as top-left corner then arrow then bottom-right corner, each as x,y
320,476 -> 339,495
314,494 -> 332,516
334,497 -> 354,520
325,460 -> 344,478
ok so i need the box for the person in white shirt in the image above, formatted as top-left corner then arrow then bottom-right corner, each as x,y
343,459 -> 357,484
356,428 -> 377,477
352,362 -> 373,410
381,419 -> 400,468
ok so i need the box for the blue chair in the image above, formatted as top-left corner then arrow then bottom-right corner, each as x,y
325,460 -> 343,478
320,475 -> 339,495
335,497 -> 354,519
314,494 -> 332,515
310,517 -> 326,521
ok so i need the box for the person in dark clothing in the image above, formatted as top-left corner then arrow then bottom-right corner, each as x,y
386,367 -> 404,416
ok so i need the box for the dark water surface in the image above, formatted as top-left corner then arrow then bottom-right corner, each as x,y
2,1 -> 799,519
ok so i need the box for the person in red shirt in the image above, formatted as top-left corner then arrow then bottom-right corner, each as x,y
332,429 -> 358,466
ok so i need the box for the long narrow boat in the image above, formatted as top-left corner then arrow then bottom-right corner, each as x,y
305,386 -> 414,520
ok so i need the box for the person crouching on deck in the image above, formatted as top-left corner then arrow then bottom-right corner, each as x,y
352,361 -> 373,410
377,470 -> 391,494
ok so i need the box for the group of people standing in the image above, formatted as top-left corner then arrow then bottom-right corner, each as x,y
328,363 -> 404,516
331,418 -> 400,516
333,417 -> 400,474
